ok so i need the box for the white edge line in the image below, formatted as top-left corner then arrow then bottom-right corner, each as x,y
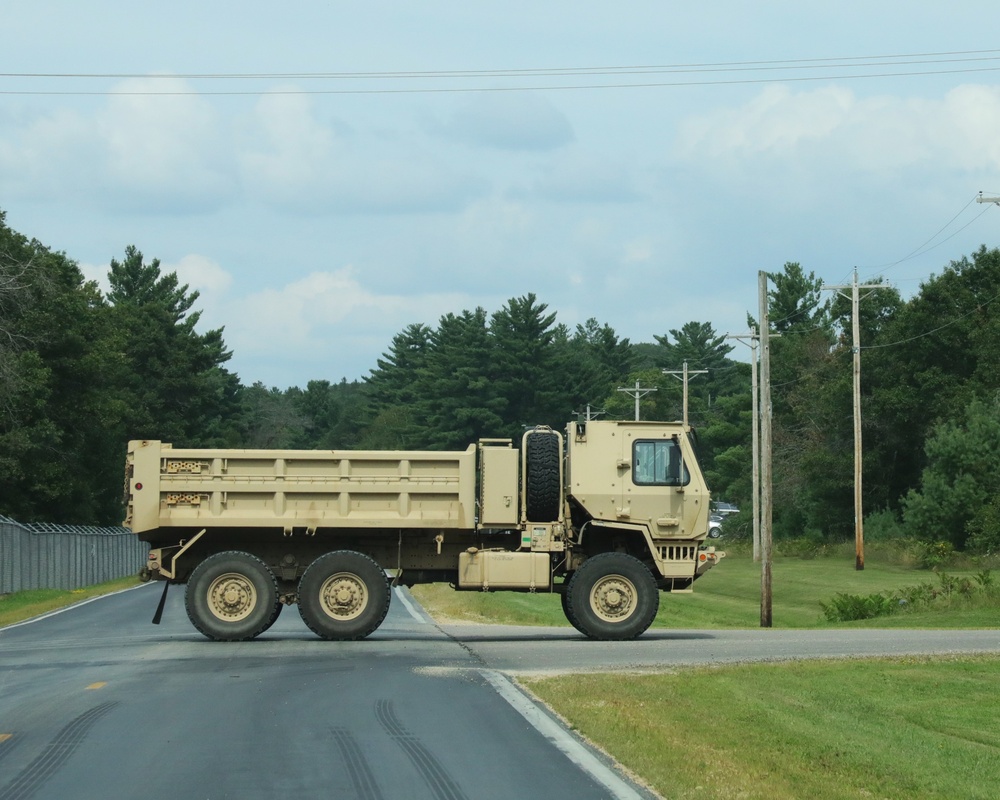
393,586 -> 428,623
480,669 -> 645,800
0,582 -> 154,633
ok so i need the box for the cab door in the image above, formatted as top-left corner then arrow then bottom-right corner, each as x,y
622,429 -> 691,538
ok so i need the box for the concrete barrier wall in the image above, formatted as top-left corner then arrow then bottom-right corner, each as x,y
0,516 -> 147,594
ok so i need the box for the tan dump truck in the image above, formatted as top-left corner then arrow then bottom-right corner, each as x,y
125,420 -> 724,642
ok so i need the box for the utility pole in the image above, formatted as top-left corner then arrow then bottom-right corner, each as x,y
758,272 -> 773,628
617,380 -> 657,421
663,361 -> 708,428
824,268 -> 886,571
575,404 -> 605,421
728,330 -> 762,562
976,191 -> 1000,206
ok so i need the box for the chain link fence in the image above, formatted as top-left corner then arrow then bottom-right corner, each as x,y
0,515 -> 147,594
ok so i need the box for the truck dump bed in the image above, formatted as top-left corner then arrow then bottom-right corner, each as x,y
125,439 -> 478,536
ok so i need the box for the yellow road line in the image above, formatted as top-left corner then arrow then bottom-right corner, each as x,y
0,734 -> 12,743
85,682 -> 107,690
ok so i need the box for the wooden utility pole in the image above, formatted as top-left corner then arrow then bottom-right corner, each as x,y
576,404 -> 605,421
663,361 -> 708,428
758,272 -> 773,627
617,380 -> 657,421
824,268 -> 885,571
728,330 -> 761,562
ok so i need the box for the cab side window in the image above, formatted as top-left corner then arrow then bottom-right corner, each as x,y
633,440 -> 689,486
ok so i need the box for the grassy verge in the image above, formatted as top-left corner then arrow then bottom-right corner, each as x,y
522,656 -> 1000,800
0,575 -> 143,629
415,548 -> 1000,798
411,548 -> 1000,629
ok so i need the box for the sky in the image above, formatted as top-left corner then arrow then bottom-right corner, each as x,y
3,2 -> 1000,389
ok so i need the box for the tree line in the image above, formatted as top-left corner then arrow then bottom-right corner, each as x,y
2,210 -> 998,554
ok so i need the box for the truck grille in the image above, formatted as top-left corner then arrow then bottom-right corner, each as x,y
659,545 -> 696,562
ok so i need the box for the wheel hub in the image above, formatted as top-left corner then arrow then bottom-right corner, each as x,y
207,572 -> 257,622
319,572 -> 369,621
590,576 -> 636,622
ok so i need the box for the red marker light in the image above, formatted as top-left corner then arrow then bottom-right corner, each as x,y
135,482 -> 143,490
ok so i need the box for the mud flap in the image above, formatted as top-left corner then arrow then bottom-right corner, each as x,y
151,581 -> 169,625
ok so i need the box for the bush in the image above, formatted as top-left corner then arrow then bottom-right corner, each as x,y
965,498 -> 1000,555
775,532 -> 827,559
821,592 -> 900,622
917,540 -> 956,569
820,571 -> 996,622
708,509 -> 749,542
863,508 -> 907,542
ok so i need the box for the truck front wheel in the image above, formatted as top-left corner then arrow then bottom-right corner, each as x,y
564,553 -> 659,640
297,551 -> 391,640
185,551 -> 280,641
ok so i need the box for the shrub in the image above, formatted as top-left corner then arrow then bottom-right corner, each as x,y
917,540 -> 956,569
863,508 -> 907,542
821,592 -> 900,622
965,498 -> 1000,555
820,570 -> 996,622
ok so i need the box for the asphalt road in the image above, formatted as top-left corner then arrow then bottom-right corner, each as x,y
1,584 -> 998,800
0,585 -> 653,800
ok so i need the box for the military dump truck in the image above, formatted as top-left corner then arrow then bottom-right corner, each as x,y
125,420 -> 724,642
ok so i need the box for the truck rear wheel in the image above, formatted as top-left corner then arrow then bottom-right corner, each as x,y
185,551 -> 280,641
564,553 -> 659,640
297,551 -> 391,640
525,429 -> 561,522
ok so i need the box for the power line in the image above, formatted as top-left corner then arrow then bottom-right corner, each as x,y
3,50 -> 1000,96
860,197 -> 993,277
861,288 -> 1000,351
4,48 -> 999,81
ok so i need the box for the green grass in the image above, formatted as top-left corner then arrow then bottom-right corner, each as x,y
522,656 -> 1000,800
417,549 -> 1000,797
0,575 -> 142,628
412,548 -> 1000,629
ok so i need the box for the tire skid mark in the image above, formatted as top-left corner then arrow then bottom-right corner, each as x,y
330,727 -> 383,800
0,701 -> 118,800
374,699 -> 469,800
0,735 -> 15,767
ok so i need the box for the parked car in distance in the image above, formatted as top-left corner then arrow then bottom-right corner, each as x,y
711,501 -> 740,517
708,513 -> 724,538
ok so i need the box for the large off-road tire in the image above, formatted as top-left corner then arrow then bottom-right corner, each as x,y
297,551 -> 391,640
525,429 -> 561,522
564,553 -> 659,640
185,551 -> 280,641
260,599 -> 283,633
560,581 -> 586,635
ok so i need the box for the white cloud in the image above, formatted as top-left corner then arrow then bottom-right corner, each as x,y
677,85 -> 853,157
96,77 -> 233,210
165,254 -> 233,295
0,77 -> 233,211
240,90 -> 487,213
223,267 -> 470,365
0,108 -> 100,199
676,83 -> 1000,175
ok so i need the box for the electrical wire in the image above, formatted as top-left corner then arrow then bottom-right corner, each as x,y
2,49 -> 1000,95
860,288 -> 1000,351
860,198 -> 993,278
